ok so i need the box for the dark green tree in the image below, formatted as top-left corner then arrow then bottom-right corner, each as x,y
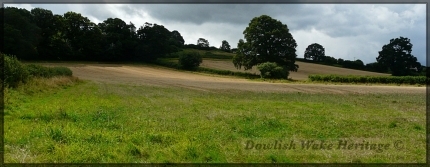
30,8 -> 58,60
135,22 -> 172,61
170,30 -> 185,47
219,40 -> 231,52
365,62 -> 389,73
178,52 -> 202,70
232,15 -> 298,73
337,58 -> 344,65
304,43 -> 325,61
63,11 -> 103,60
2,7 -> 41,59
98,18 -> 137,61
377,36 -> 421,76
197,38 -> 209,48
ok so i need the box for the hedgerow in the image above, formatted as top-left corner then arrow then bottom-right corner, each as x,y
308,74 -> 427,85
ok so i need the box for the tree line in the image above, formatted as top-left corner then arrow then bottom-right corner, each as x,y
1,7 -> 187,62
302,38 -> 424,76
2,7 -> 424,77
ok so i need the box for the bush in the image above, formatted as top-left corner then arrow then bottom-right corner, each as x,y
2,53 -> 74,88
2,53 -> 30,88
257,62 -> 289,79
26,64 -> 72,78
50,67 -> 73,77
26,64 -> 51,78
178,52 -> 202,70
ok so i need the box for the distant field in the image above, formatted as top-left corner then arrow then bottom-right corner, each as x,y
200,59 -> 390,80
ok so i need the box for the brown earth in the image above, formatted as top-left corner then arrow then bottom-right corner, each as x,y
200,59 -> 391,80
38,62 -> 424,94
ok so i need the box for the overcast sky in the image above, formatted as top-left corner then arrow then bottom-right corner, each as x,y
4,3 -> 426,65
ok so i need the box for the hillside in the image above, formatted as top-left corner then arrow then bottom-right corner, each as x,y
200,59 -> 390,80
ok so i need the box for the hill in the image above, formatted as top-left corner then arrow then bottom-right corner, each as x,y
200,59 -> 390,80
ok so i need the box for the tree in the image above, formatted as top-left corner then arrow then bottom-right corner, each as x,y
232,15 -> 298,73
30,8 -> 57,60
257,62 -> 288,79
304,43 -> 325,61
2,7 -> 41,60
337,58 -> 344,65
98,18 -> 137,61
170,30 -> 185,47
377,36 -> 421,76
197,38 -> 209,48
219,40 -> 231,52
178,52 -> 202,70
321,56 -> 337,65
63,11 -> 103,60
342,59 -> 365,70
365,62 -> 389,73
135,22 -> 172,61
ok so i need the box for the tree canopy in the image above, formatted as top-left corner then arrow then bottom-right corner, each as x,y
219,40 -> 231,52
0,7 -> 184,62
377,36 -> 421,76
197,38 -> 209,48
304,43 -> 325,61
233,15 -> 298,72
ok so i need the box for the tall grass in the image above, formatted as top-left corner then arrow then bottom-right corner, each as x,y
4,81 -> 425,162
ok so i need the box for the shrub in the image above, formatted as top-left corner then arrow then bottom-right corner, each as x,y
26,64 -> 72,78
257,62 -> 289,79
2,53 -> 30,88
50,67 -> 73,77
26,64 -> 51,78
178,52 -> 202,70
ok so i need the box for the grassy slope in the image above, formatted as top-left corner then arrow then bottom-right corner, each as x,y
5,79 -> 425,163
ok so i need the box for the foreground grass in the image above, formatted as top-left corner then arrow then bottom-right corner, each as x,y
4,79 -> 425,163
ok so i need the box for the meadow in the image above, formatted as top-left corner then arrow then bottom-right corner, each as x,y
4,76 -> 426,163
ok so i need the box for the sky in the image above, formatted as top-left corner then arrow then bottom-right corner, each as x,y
3,3 -> 427,65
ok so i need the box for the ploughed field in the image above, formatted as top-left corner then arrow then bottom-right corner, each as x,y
200,59 -> 391,80
39,62 -> 422,94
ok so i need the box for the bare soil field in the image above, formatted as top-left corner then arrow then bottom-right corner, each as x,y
39,62 -> 424,94
201,59 -> 391,80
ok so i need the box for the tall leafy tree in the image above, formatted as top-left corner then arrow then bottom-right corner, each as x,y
2,7 -> 41,59
49,14 -> 74,60
304,43 -> 325,61
197,38 -> 209,48
30,8 -> 75,60
170,30 -> 185,47
135,22 -> 172,61
219,40 -> 231,52
233,15 -> 298,72
377,36 -> 421,76
98,18 -> 137,61
63,11 -> 101,60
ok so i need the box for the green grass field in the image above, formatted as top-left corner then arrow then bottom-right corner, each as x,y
4,76 -> 425,163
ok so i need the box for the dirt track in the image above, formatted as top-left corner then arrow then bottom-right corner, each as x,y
41,62 -> 425,94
